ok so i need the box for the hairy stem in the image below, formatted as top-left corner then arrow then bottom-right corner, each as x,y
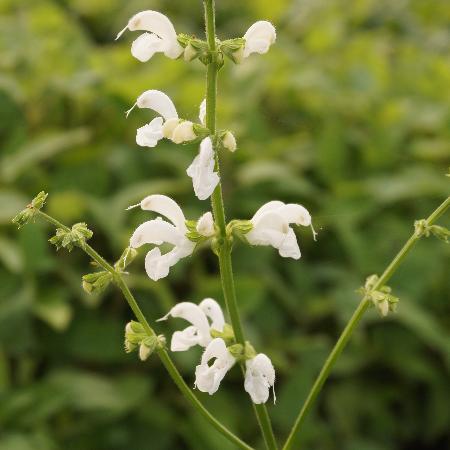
36,210 -> 253,450
282,196 -> 450,450
203,1 -> 278,449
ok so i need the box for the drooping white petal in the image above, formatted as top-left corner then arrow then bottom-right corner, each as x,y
195,338 -> 235,395
243,21 -> 277,58
117,10 -> 183,59
171,326 -> 203,351
136,90 -> 178,121
199,99 -> 206,125
244,353 -> 276,404
196,212 -> 215,237
278,228 -> 301,259
130,218 -> 181,248
199,298 -> 225,331
186,137 -> 220,201
171,121 -> 196,144
131,33 -> 165,62
136,117 -> 164,147
139,195 -> 187,231
161,302 -> 212,347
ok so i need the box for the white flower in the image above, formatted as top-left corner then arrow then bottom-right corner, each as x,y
196,212 -> 215,237
199,99 -> 207,125
129,195 -> 196,281
187,137 -> 220,200
116,10 -> 183,61
244,353 -> 276,404
158,298 -> 226,351
222,131 -> 237,152
195,338 -> 236,395
243,21 -> 276,58
246,201 -> 312,259
128,90 -> 178,148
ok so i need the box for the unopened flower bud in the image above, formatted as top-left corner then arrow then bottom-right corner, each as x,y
139,342 -> 152,361
196,212 -> 215,237
222,131 -> 237,152
162,117 -> 181,139
12,191 -> 48,228
171,121 -> 196,144
184,43 -> 198,61
115,247 -> 138,272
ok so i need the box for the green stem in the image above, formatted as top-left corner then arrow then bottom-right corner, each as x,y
203,1 -> 278,449
36,210 -> 253,450
282,196 -> 450,450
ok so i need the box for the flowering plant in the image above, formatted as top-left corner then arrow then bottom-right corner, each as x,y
12,1 -> 449,449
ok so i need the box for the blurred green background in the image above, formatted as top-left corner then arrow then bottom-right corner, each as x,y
1,0 -> 449,449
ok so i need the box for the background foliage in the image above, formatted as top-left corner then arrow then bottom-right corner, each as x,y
1,0 -> 449,449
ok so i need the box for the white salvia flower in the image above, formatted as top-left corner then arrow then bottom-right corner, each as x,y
243,21 -> 276,58
199,99 -> 207,125
196,212 -> 215,237
187,137 -> 220,201
116,10 -> 183,61
158,298 -> 225,351
195,338 -> 236,395
244,353 -> 276,404
129,195 -> 196,281
246,201 -> 312,259
222,131 -> 237,152
128,90 -> 178,148
171,121 -> 196,144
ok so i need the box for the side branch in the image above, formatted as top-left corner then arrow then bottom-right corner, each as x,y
282,196 -> 449,450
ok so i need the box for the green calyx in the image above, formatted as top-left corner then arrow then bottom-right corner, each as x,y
49,222 -> 93,251
125,321 -> 166,361
227,341 -> 257,362
177,35 -> 245,66
414,219 -> 449,243
226,220 -> 253,243
12,191 -> 48,228
210,323 -> 235,344
82,246 -> 138,295
359,274 -> 399,317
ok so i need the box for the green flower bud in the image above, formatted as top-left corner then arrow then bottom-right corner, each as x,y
49,222 -> 93,251
220,38 -> 245,64
82,271 -> 113,294
12,191 -> 48,228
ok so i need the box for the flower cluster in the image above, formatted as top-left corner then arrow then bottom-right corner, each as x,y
159,299 -> 275,404
118,9 -> 314,404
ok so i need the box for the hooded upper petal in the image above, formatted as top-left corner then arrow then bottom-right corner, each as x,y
195,338 -> 235,395
135,90 -> 178,121
199,298 -> 225,332
186,137 -> 220,201
243,21 -> 276,58
117,10 -> 183,59
139,194 -> 187,231
244,353 -> 276,404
